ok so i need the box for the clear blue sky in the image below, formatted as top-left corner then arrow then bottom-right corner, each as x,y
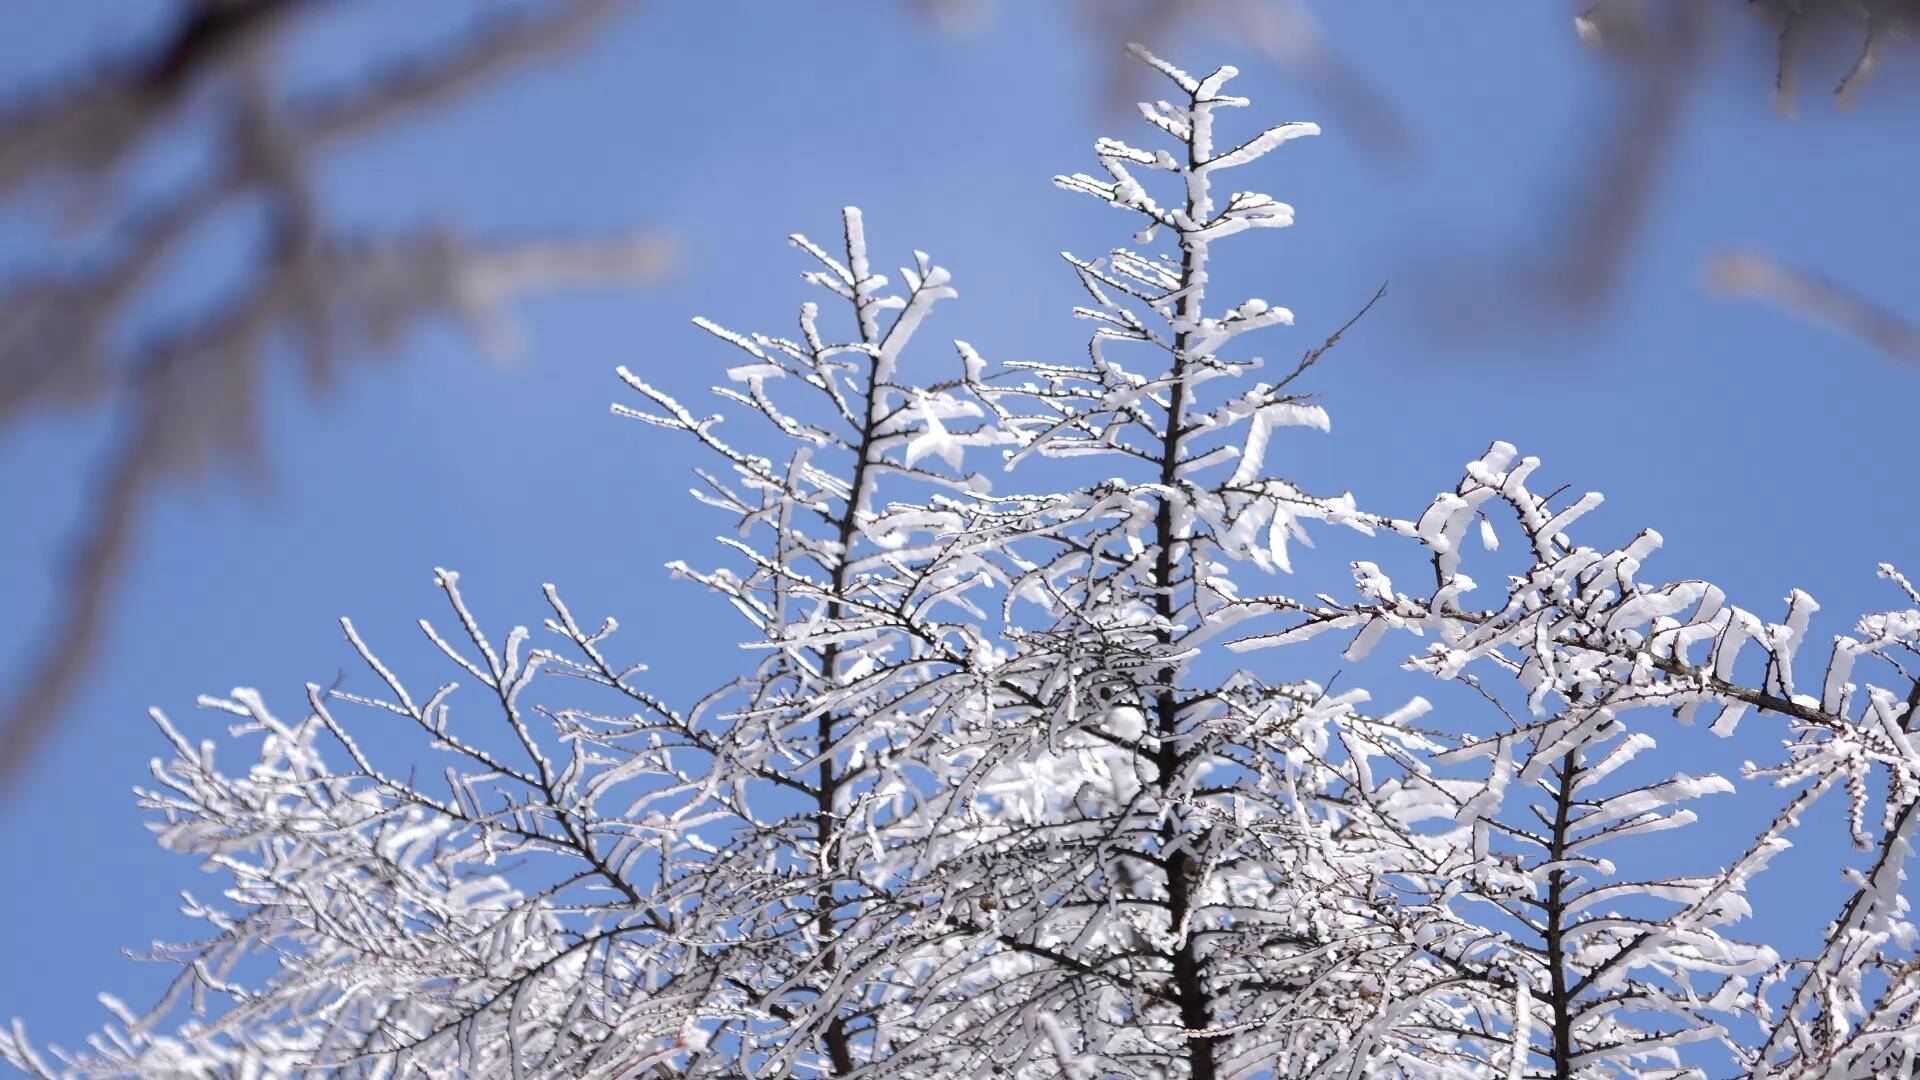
3,0 -> 1917,1055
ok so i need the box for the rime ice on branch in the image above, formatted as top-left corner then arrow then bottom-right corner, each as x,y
885,45 -> 1419,1080
10,41 -> 1920,1080
611,205 -> 1016,1073
1231,440 -> 1920,1077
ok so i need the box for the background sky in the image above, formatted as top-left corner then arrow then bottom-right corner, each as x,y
3,0 -> 1918,1057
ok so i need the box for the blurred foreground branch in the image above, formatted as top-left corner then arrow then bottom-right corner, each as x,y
0,0 -> 664,792
1711,250 -> 1920,364
1546,0 -> 1918,320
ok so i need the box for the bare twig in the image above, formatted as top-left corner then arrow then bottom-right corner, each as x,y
1274,281 -> 1388,392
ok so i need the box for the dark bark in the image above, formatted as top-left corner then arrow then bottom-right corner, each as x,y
1542,749 -> 1582,1080
1149,113 -> 1217,1080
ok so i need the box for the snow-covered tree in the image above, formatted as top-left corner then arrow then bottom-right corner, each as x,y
0,206 -> 1003,1077
1234,441 -> 1920,1076
858,45 -> 1429,1080
9,41 -> 1920,1080
607,205 -> 1014,1073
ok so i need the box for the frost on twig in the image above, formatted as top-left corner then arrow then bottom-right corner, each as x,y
880,44 -> 1411,1079
10,38 -> 1920,1080
1231,439 -> 1920,1075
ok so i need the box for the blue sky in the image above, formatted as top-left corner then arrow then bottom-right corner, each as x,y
3,0 -> 1918,1055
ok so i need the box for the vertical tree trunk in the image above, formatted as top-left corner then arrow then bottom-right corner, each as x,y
1543,749 -> 1582,1080
1152,131 -> 1217,1080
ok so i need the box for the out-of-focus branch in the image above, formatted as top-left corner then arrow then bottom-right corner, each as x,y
0,396 -> 160,800
1578,1 -> 1920,117
0,0 -> 655,793
1710,249 -> 1920,365
1539,1 -> 1709,311
0,227 -> 670,790
294,0 -> 629,143
1433,1 -> 1919,333
1749,0 -> 1920,115
0,0 -> 331,194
